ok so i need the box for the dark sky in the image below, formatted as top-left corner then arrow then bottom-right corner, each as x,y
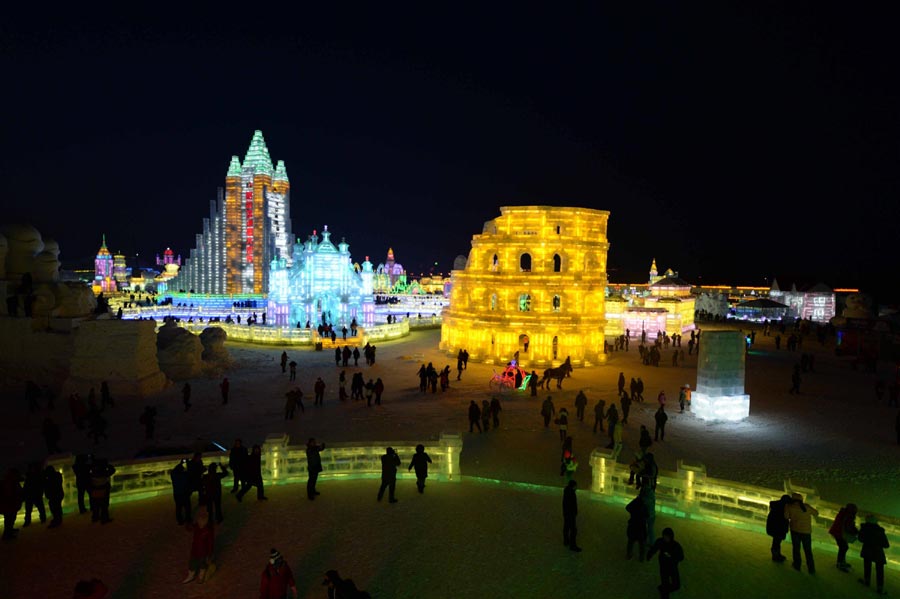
2,5 -> 897,298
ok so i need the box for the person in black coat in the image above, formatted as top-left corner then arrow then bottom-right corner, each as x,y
647,527 -> 685,599
72,454 -> 92,514
377,447 -> 401,503
626,494 -> 649,561
228,439 -> 247,494
468,401 -> 482,433
857,514 -> 890,594
89,459 -> 115,524
766,494 -> 791,562
202,463 -> 229,523
22,462 -> 46,526
170,461 -> 191,524
654,406 -> 668,441
43,465 -> 64,528
306,438 -> 326,500
563,479 -> 581,551
408,444 -> 432,493
186,452 -> 205,508
236,445 -> 267,501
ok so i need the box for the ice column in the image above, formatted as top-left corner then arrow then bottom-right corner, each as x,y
692,330 -> 750,421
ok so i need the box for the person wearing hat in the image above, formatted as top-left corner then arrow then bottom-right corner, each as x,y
784,492 -> 819,574
260,549 -> 297,599
857,514 -> 889,595
647,527 -> 684,599
377,447 -> 401,503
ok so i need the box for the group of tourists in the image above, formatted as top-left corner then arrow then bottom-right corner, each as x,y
767,494 -> 890,594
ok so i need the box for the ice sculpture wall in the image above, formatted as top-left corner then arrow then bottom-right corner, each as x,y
692,330 -> 750,421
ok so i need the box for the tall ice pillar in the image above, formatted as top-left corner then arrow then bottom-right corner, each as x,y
692,330 -> 750,421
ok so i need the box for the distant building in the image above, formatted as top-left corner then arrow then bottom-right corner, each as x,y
113,251 -> 129,286
93,234 -> 116,294
373,248 -> 407,293
769,280 -> 836,323
155,247 -> 182,267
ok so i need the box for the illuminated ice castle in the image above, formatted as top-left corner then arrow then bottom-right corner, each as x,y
168,130 -> 292,294
93,234 -> 116,294
440,206 -> 609,367
267,226 -> 375,327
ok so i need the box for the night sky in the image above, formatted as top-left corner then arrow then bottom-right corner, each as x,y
2,5 -> 897,299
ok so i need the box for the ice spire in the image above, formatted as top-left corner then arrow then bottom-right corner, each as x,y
242,130 -> 274,176
226,155 -> 242,177
274,160 -> 289,183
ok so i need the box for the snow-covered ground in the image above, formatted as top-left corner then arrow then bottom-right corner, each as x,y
1,323 -> 898,595
0,479 -> 879,598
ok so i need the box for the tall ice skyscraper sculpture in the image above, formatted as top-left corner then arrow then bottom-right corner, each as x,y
169,130 -> 292,294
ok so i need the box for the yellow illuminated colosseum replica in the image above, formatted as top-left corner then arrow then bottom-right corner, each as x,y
440,206 -> 609,368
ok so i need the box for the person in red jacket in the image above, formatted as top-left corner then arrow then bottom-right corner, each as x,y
260,548 -> 297,599
182,506 -> 214,584
828,502 -> 859,572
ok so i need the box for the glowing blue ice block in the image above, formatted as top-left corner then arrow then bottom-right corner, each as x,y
692,330 -> 750,421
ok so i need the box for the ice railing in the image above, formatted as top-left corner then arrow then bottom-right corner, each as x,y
591,448 -> 900,571
141,320 -> 409,347
3,433 -> 462,528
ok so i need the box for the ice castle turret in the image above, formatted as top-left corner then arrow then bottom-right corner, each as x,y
267,226 -> 374,327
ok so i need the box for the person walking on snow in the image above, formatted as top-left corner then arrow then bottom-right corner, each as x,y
541,396 -> 556,428
408,444 -> 432,493
490,396 -> 502,429
377,447 -> 401,503
857,514 -> 890,595
636,378 -> 645,402
657,390 -> 667,408
314,377 -> 326,406
620,391 -> 632,424
574,389 -> 588,421
647,527 -> 685,599
618,372 -> 626,396
563,479 -> 581,551
654,406 -> 668,441
182,382 -> 192,412
280,351 -> 288,374
626,493 -> 649,561
468,401 -> 482,433
306,438 -> 326,500
557,408 -> 569,443
593,398 -> 606,433
228,439 -> 247,494
259,549 -> 297,599
236,445 -> 267,502
481,400 -> 491,432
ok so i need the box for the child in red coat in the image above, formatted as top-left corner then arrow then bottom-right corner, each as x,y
182,506 -> 215,583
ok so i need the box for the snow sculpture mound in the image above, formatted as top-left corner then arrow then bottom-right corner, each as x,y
2,224 -> 44,281
199,326 -> 230,365
65,319 -> 168,397
156,320 -> 203,380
